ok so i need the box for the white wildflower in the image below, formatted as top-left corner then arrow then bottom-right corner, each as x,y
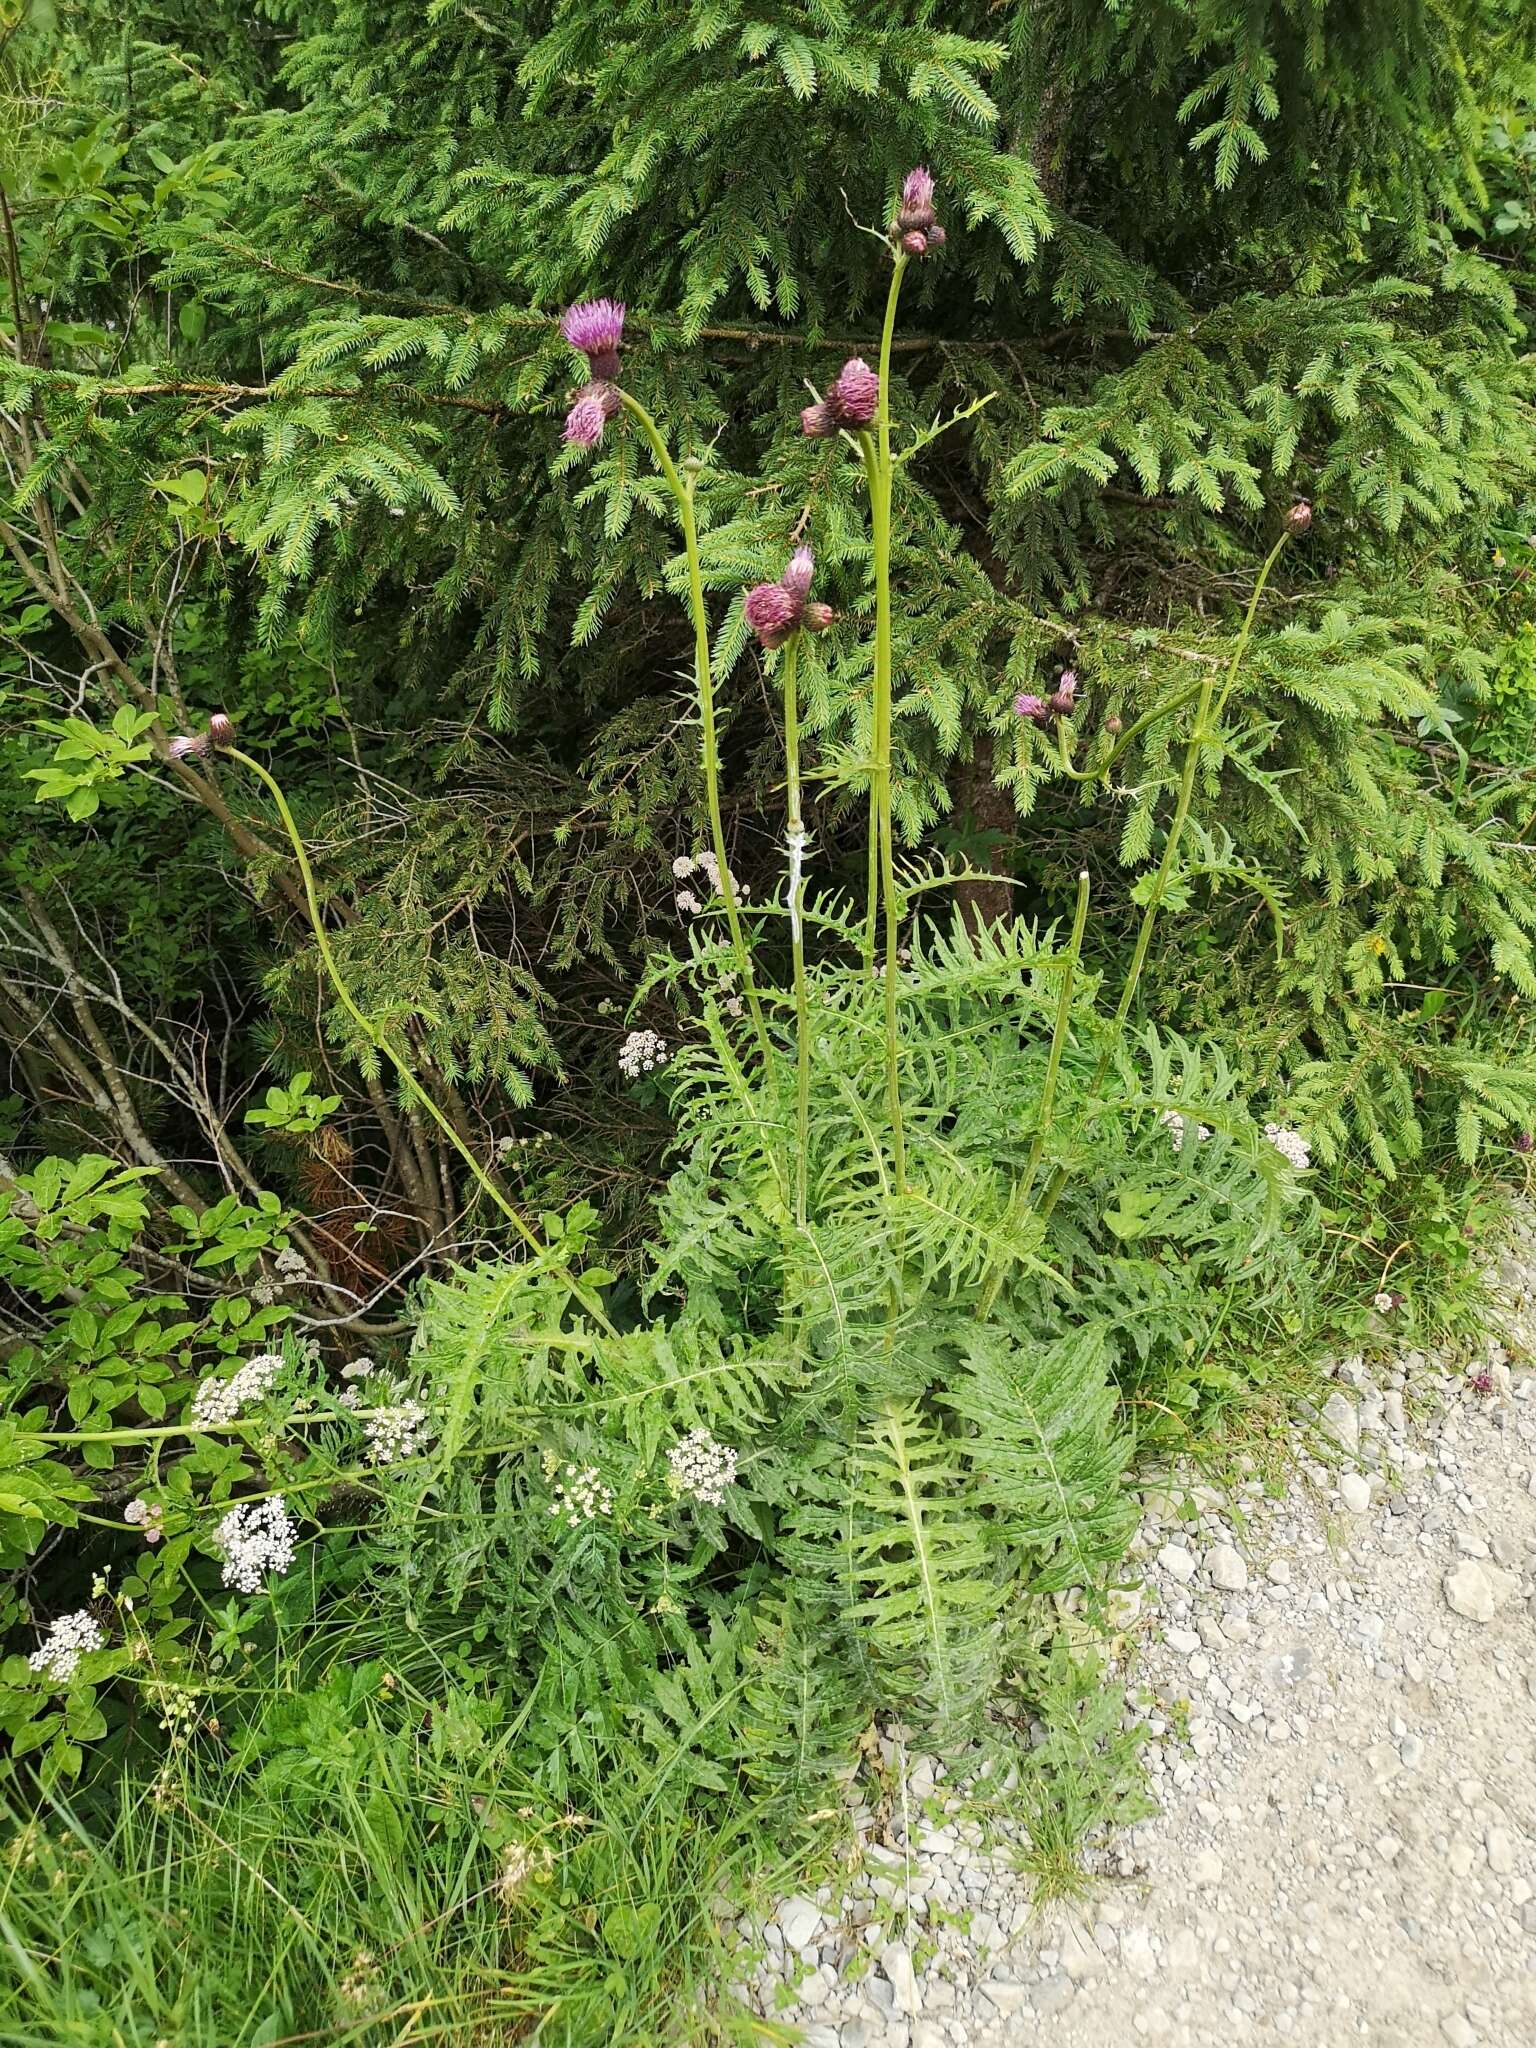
27,1610 -> 105,1685
1160,1109 -> 1211,1154
215,1496 -> 298,1592
1263,1122 -> 1312,1171
1373,1290 -> 1395,1314
618,1028 -> 668,1079
675,889 -> 703,916
190,1351 -> 286,1428
548,1463 -> 614,1527
666,1427 -> 738,1507
340,1358 -> 376,1380
694,849 -> 721,892
671,855 -> 695,879
274,1245 -> 309,1278
364,1398 -> 433,1466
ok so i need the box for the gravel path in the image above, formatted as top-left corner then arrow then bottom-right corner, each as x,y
738,1218 -> 1536,2048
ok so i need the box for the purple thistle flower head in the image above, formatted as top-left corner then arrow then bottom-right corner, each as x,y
563,381 -> 619,448
744,581 -> 799,648
828,357 -> 880,427
800,399 -> 837,439
168,732 -> 209,761
561,299 -> 626,379
207,712 -> 234,750
1515,1131 -> 1534,1154
902,166 -> 936,217
782,547 -> 815,599
1013,692 -> 1048,726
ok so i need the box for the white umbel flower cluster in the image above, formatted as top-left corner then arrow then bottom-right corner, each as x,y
27,1609 -> 105,1684
1160,1109 -> 1212,1153
618,1028 -> 668,1079
1263,1122 -> 1312,1170
667,1428 -> 738,1506
190,1351 -> 285,1428
215,1495 -> 298,1592
364,1398 -> 433,1466
548,1464 -> 614,1527
673,848 -> 749,910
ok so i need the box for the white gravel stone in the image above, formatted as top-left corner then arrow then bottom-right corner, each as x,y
1158,1544 -> 1198,1584
1338,1472 -> 1372,1514
1208,1542 -> 1249,1591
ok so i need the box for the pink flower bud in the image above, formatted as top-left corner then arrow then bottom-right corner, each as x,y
801,602 -> 834,634
925,224 -> 946,248
902,231 -> 928,257
1105,713 -> 1123,735
782,547 -> 814,599
207,712 -> 235,750
1285,499 -> 1313,536
800,400 -> 837,439
828,357 -> 879,427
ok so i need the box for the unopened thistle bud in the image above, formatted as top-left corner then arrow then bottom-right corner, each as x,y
782,547 -> 815,600
207,712 -> 234,749
801,602 -> 834,634
901,230 -> 927,256
560,298 -> 626,381
1048,669 -> 1078,716
1514,1131 -> 1534,1155
1105,713 -> 1123,735
800,399 -> 836,439
1285,499 -> 1313,537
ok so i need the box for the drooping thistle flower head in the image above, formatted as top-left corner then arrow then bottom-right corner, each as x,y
1285,499 -> 1313,537
744,547 -> 834,649
560,298 -> 626,380
829,358 -> 880,425
891,165 -> 945,257
1014,671 -> 1079,728
800,358 -> 881,440
563,380 -> 620,448
168,712 -> 234,760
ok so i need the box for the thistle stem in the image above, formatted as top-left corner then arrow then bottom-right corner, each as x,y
618,391 -> 771,1064
783,636 -> 811,1228
1036,529 -> 1291,1224
227,747 -> 616,1333
977,868 -> 1090,1317
863,252 -> 909,1193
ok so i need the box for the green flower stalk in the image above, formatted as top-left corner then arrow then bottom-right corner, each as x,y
176,727 -> 615,1333
782,635 -> 811,1227
1036,523 -> 1298,1224
614,390 -> 771,1066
